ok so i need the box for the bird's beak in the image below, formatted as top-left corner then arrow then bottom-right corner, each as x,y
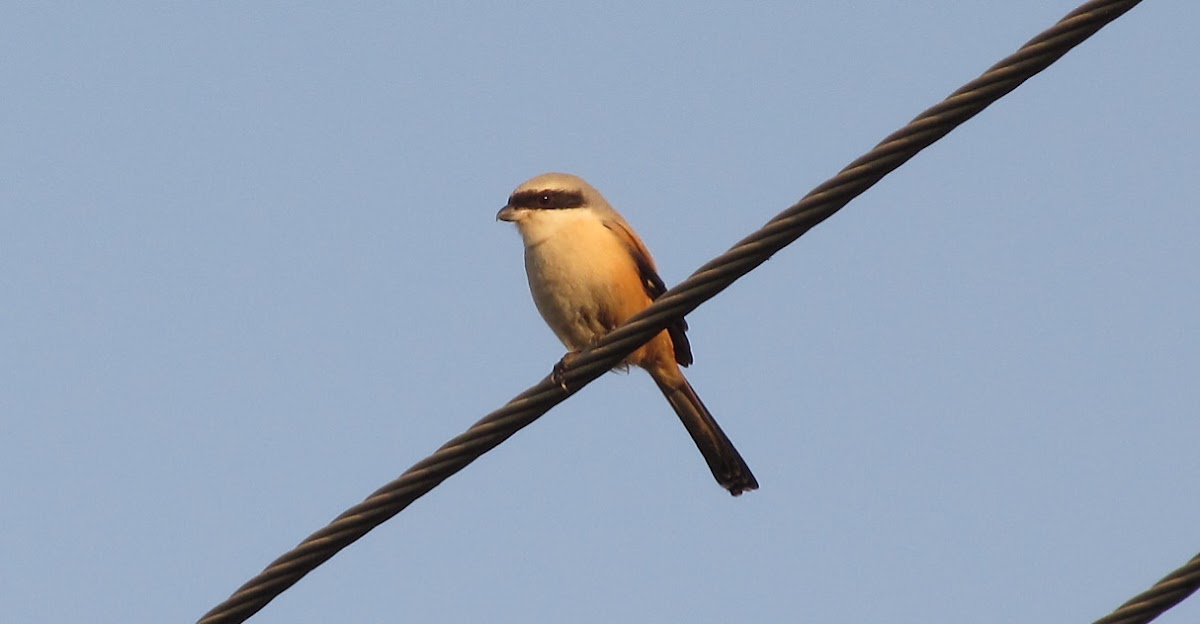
496,205 -> 518,222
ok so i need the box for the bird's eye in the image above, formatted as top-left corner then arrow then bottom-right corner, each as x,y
538,194 -> 553,206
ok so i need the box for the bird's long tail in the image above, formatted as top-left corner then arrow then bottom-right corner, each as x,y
651,371 -> 759,496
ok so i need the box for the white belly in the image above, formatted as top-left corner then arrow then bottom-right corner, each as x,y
520,215 -> 629,351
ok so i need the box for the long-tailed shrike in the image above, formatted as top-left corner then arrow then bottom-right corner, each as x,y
497,172 -> 758,496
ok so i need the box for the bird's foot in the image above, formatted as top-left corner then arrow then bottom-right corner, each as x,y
551,351 -> 582,391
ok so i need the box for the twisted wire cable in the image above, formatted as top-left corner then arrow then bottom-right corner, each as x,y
198,1 -> 1146,622
1092,553 -> 1200,624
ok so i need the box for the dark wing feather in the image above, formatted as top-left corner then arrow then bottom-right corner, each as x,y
603,219 -> 694,366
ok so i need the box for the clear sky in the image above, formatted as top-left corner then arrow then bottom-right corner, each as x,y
3,3 -> 1197,623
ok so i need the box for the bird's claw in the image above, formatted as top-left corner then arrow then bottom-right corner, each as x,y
551,351 -> 581,391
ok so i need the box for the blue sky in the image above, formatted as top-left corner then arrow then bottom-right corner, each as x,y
3,3 -> 1198,623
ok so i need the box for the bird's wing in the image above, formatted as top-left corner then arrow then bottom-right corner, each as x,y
602,217 -> 694,366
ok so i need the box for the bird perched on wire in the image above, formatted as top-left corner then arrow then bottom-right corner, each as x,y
496,172 -> 758,496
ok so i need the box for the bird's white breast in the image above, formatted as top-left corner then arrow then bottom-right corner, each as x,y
515,209 -> 631,351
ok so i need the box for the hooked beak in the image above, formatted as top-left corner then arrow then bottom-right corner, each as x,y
496,205 -> 519,222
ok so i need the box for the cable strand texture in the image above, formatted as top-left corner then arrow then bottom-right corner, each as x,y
198,2 -> 1159,623
1092,553 -> 1200,624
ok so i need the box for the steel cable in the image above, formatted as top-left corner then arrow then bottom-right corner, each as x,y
1092,553 -> 1200,624
198,1 -> 1153,622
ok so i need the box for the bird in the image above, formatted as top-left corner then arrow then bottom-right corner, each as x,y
496,172 -> 758,496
